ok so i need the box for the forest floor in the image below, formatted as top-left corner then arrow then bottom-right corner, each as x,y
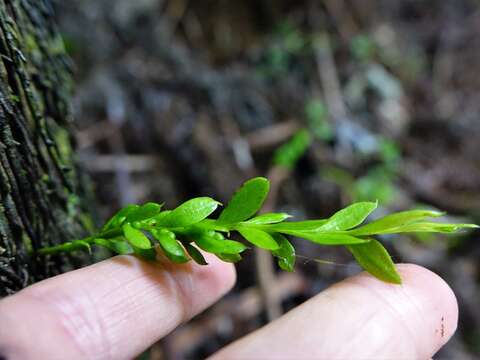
55,1 -> 480,358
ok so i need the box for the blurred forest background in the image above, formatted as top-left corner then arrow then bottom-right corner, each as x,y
54,0 -> 480,358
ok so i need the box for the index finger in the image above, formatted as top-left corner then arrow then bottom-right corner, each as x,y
211,264 -> 458,359
0,253 -> 236,360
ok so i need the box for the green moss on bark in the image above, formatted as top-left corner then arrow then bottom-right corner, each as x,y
0,0 -> 92,296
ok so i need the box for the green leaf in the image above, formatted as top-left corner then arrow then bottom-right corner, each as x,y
237,227 -> 279,250
305,100 -> 332,141
184,243 -> 208,265
244,213 -> 292,225
347,240 -> 402,284
126,202 -> 162,223
273,129 -> 312,169
280,230 -> 368,245
122,223 -> 151,249
151,229 -> 189,263
150,210 -> 171,225
159,197 -> 220,227
102,204 -> 139,231
271,233 -> 295,271
194,219 -> 231,232
193,231 -> 247,254
93,238 -> 132,255
318,202 -> 378,231
269,219 -> 328,232
363,222 -> 478,235
132,246 -> 157,261
349,210 -> 445,236
216,253 -> 242,263
218,177 -> 270,224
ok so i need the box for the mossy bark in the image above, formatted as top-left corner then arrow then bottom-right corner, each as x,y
0,0 -> 92,296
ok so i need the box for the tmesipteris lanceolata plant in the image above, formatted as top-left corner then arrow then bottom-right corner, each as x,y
38,177 -> 477,284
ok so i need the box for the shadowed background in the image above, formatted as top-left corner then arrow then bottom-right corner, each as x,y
53,0 -> 480,358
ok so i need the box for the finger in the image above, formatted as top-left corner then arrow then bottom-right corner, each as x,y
0,253 -> 235,360
211,264 -> 458,360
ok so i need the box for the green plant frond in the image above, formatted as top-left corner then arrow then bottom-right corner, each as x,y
38,178 -> 477,284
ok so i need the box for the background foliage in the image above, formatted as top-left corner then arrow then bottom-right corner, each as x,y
54,0 -> 480,358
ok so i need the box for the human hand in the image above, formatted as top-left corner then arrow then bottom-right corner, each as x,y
0,254 -> 457,359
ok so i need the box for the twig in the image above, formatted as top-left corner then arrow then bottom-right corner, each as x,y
314,32 -> 347,119
246,121 -> 300,151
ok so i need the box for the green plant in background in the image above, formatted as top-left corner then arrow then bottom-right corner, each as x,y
377,137 -> 401,166
277,21 -> 306,54
273,129 -> 312,169
350,34 -> 376,63
271,101 -> 331,170
354,167 -> 396,204
256,21 -> 306,78
322,137 -> 402,205
322,166 -> 394,205
37,177 -> 477,284
305,99 -> 333,141
355,138 -> 401,204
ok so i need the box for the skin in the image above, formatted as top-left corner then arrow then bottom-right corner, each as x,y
0,254 -> 457,360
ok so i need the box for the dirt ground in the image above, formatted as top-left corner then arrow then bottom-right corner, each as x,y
55,0 -> 480,358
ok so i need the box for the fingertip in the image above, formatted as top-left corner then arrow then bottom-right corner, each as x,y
350,263 -> 458,357
213,262 -> 459,359
197,253 -> 237,297
397,263 -> 459,340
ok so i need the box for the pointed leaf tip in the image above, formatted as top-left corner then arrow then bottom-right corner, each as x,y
218,177 -> 270,224
245,212 -> 292,225
347,240 -> 402,284
319,202 -> 378,232
184,243 -> 208,265
350,209 -> 452,236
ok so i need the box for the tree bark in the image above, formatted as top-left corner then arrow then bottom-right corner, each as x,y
0,0 -> 92,296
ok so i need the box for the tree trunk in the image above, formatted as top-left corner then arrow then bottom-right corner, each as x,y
0,0 -> 92,296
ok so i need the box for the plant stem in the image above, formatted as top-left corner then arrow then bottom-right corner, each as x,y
37,228 -> 123,256
37,237 -> 94,255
